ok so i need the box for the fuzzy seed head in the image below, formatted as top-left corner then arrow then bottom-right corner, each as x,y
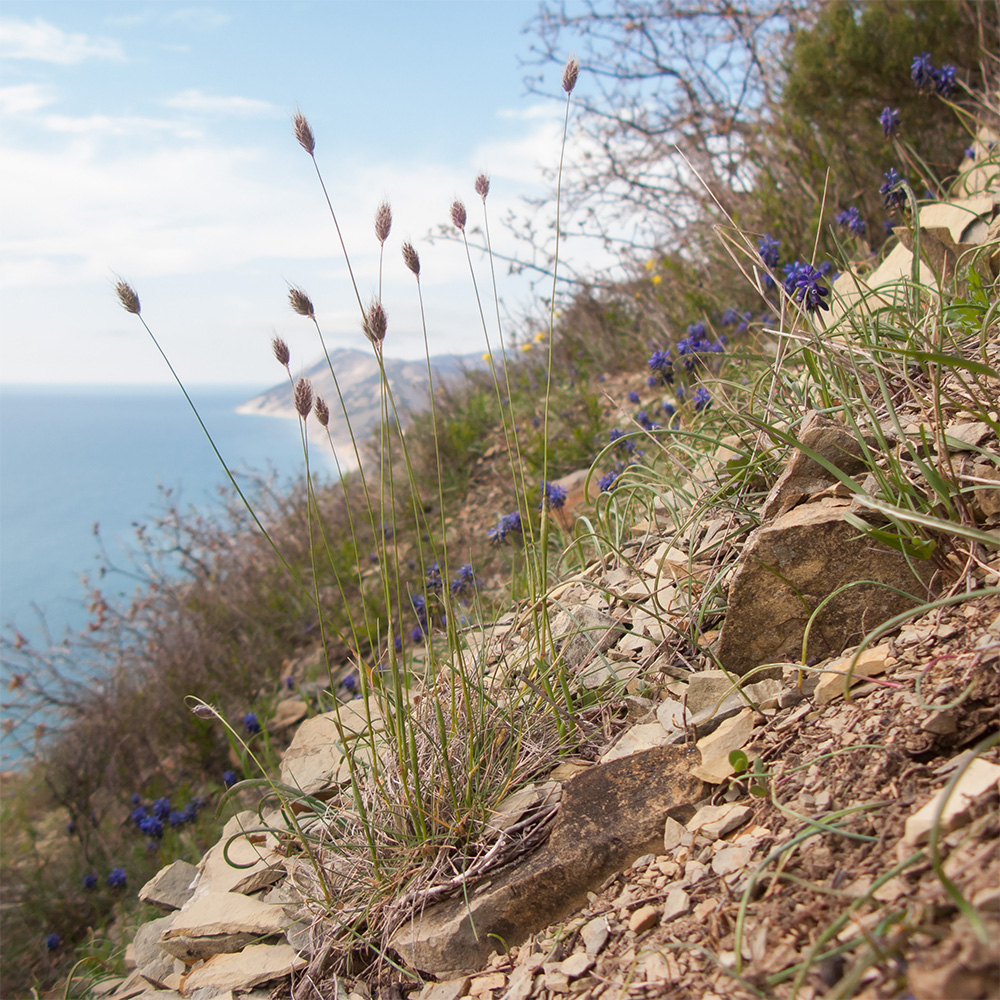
293,112 -> 315,154
451,200 -> 467,231
271,336 -> 290,367
374,200 -> 392,244
294,377 -> 313,418
562,57 -> 579,94
314,396 -> 330,427
402,242 -> 421,276
288,287 -> 315,318
475,173 -> 490,200
115,281 -> 140,315
364,299 -> 387,344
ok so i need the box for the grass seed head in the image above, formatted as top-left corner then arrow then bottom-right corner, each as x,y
115,281 -> 140,315
314,396 -> 330,427
293,112 -> 315,154
475,173 -> 490,200
402,242 -> 420,277
364,299 -> 387,344
375,200 -> 392,244
294,377 -> 313,418
562,56 -> 579,94
271,335 -> 290,367
288,287 -> 315,318
451,200 -> 467,231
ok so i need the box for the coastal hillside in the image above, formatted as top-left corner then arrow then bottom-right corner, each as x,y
237,347 -> 485,469
2,3 -> 998,999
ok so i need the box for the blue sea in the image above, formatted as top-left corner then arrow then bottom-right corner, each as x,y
0,384 -> 326,654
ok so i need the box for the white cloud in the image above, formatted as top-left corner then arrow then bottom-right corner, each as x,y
162,7 -> 230,30
163,90 -> 279,117
39,114 -> 204,138
0,83 -> 56,116
0,17 -> 124,64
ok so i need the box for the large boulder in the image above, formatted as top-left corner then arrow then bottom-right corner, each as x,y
717,497 -> 934,675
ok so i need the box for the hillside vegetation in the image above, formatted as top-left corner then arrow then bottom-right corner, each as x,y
1,2 -> 998,997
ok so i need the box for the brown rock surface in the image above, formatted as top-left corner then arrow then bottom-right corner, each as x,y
717,497 -> 934,675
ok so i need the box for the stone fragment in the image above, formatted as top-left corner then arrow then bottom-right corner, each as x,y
944,421 -> 993,449
139,860 -> 198,913
160,892 -> 289,962
661,888 -> 690,923
132,916 -> 180,988
580,916 -> 610,956
903,759 -> 1000,847
686,803 -> 752,840
279,703 -> 384,797
711,843 -> 754,876
542,970 -> 569,993
502,965 -> 536,1000
558,953 -> 594,979
663,816 -> 691,853
628,904 -> 660,934
599,722 -> 672,762
470,973 -> 506,994
692,709 -> 755,784
717,498 -> 934,675
812,645 -> 890,705
416,979 -> 470,1000
390,745 -> 703,973
269,699 -> 308,731
971,461 -> 1000,517
761,411 -> 873,522
196,814 -> 285,897
180,943 -> 307,993
550,606 -> 627,673
642,951 -> 680,983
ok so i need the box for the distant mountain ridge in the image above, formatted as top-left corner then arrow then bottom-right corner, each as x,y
237,347 -> 485,472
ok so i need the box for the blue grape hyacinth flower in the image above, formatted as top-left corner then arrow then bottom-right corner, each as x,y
879,106 -> 900,137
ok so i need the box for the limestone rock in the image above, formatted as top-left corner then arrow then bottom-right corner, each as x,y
139,860 -> 198,913
813,645 -> 890,705
903,758 -> 1000,847
160,892 -> 289,962
279,703 -> 384,797
416,978 -> 469,1000
132,915 -> 181,988
599,722 -> 672,763
686,803 -> 752,840
761,411 -> 872,521
390,744 -> 703,974
550,605 -> 627,674
717,498 -> 934,675
180,943 -> 307,993
692,709 -> 755,784
195,813 -> 285,897
269,699 -> 309,731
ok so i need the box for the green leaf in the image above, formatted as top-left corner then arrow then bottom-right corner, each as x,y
729,749 -> 750,774
865,525 -> 937,560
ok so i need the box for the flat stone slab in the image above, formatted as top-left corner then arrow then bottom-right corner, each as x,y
390,744 -> 703,973
279,703 -> 384,797
139,860 -> 199,913
160,892 -> 289,962
181,943 -> 307,994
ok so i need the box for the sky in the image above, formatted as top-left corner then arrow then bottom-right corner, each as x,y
0,0 -> 601,386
